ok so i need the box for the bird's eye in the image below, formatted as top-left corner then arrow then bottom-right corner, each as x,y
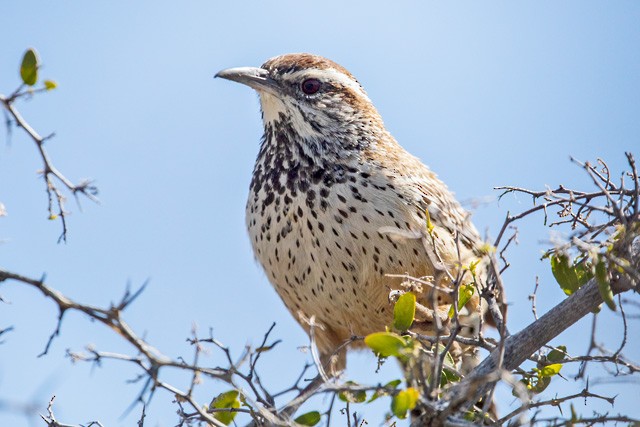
300,78 -> 322,95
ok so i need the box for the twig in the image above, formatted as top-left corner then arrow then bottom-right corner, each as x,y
0,92 -> 98,242
497,387 -> 615,425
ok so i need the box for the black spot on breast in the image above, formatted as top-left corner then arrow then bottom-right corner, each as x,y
263,192 -> 274,208
311,169 -> 324,184
306,199 -> 315,209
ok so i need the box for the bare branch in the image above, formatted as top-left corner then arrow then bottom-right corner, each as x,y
0,92 -> 98,242
497,387 -> 615,425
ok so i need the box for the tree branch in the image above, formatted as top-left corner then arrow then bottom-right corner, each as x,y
441,234 -> 639,421
0,92 -> 98,242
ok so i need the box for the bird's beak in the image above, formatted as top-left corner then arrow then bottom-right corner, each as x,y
215,67 -> 279,94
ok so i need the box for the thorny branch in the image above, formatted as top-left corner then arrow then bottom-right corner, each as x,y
40,396 -> 104,427
0,87 -> 98,243
496,386 -> 615,425
1,154 -> 639,427
0,268 -> 230,426
1,267 -> 392,426
429,154 -> 640,426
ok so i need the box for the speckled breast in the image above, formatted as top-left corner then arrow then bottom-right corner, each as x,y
245,159 -> 438,352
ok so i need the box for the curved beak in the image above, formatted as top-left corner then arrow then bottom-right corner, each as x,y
215,67 -> 279,94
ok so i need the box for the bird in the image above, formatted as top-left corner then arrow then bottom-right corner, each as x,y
216,53 -> 499,375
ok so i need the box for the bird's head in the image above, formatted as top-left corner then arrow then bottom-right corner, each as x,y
216,53 -> 385,148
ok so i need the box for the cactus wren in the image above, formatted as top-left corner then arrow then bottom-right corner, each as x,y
217,54 -> 492,371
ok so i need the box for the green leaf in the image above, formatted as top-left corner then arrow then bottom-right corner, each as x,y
434,344 -> 456,369
391,387 -> 419,419
338,381 -> 367,403
529,375 -> 552,393
538,363 -> 562,377
369,379 -> 402,403
523,364 -> 562,394
436,344 -> 461,386
294,411 -> 321,426
547,345 -> 567,363
463,410 -> 480,422
43,79 -> 58,90
550,254 -> 592,296
425,209 -> 435,235
209,390 -> 240,425
393,292 -> 416,331
478,243 -> 496,255
448,283 -> 475,318
574,261 -> 593,285
20,48 -> 39,86
550,254 -> 574,295
440,368 -> 460,386
467,259 -> 481,275
596,259 -> 616,311
364,332 -> 408,358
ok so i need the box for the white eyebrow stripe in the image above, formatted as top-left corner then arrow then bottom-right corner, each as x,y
284,68 -> 369,100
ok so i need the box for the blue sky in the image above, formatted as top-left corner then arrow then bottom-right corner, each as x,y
1,2 -> 639,426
